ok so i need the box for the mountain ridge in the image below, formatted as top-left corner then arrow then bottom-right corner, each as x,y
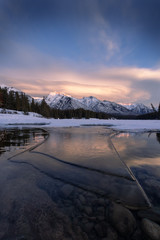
0,84 -> 153,116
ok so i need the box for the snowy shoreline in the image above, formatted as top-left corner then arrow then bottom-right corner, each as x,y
0,111 -> 160,131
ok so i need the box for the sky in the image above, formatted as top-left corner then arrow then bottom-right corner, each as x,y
0,0 -> 160,105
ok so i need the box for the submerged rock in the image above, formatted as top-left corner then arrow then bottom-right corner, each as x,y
60,184 -> 74,198
84,206 -> 92,216
108,202 -> 136,236
106,225 -> 118,240
79,194 -> 86,205
94,223 -> 104,238
141,218 -> 160,240
138,208 -> 160,224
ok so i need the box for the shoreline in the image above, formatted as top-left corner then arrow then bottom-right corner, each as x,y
0,112 -> 160,132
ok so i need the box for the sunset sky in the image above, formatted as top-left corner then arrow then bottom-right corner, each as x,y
0,0 -> 160,105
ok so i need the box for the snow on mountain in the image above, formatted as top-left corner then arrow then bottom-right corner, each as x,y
0,84 -> 153,116
46,93 -> 131,115
79,96 -> 102,111
102,101 -> 132,115
79,96 -> 100,108
45,92 -> 89,110
0,84 -> 33,103
33,97 -> 43,104
122,103 -> 153,115
79,96 -> 131,115
0,84 -> 22,94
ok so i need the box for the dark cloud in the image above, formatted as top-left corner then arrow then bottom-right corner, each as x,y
0,0 -> 159,32
0,0 -> 95,25
1,0 -> 160,53
0,0 -> 97,56
99,0 -> 160,30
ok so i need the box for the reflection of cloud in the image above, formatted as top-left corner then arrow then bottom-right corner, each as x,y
116,133 -> 130,138
112,132 -> 160,169
129,157 -> 160,168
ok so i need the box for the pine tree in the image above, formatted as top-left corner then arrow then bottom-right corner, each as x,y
0,88 -> 3,108
150,103 -> 160,119
31,99 -> 35,112
7,91 -> 16,109
40,98 -> 50,118
21,94 -> 29,113
15,92 -> 21,110
151,103 -> 157,113
1,87 -> 8,109
158,103 -> 160,114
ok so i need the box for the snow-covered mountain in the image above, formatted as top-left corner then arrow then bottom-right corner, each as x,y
0,84 -> 153,116
45,92 -> 89,110
102,100 -> 132,115
45,93 -> 152,116
79,96 -> 132,115
122,103 -> 153,115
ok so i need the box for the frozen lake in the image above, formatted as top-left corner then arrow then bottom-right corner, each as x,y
111,130 -> 160,207
0,126 -> 160,239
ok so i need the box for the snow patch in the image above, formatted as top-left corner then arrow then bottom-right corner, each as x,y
0,110 -> 160,131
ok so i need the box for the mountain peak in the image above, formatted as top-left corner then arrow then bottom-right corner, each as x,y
49,91 -> 71,97
0,83 -> 153,116
0,84 -> 21,93
121,103 -> 152,114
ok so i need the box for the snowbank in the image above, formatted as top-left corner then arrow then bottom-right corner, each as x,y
0,108 -> 42,117
0,111 -> 160,131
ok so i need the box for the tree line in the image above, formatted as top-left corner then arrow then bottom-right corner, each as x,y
0,87 -> 31,113
0,87 -> 110,119
137,103 -> 160,119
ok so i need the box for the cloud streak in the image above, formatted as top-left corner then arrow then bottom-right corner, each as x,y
0,63 -> 160,105
0,0 -> 160,106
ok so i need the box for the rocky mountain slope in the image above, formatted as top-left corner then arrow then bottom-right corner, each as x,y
0,85 -> 153,116
45,92 -> 153,116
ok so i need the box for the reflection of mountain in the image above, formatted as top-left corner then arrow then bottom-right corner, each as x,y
156,133 -> 160,144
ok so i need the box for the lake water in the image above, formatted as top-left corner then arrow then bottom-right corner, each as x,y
0,126 -> 160,239
0,128 -> 47,158
1,127 -> 160,207
111,130 -> 160,207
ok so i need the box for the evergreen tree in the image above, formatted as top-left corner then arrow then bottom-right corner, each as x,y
7,91 -> 16,110
15,92 -> 21,111
151,103 -> 157,113
52,109 -> 59,118
40,98 -> 50,118
31,99 -> 35,112
0,89 -> 3,108
0,87 -> 8,109
151,103 -> 160,119
21,94 -> 29,113
158,103 -> 160,114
